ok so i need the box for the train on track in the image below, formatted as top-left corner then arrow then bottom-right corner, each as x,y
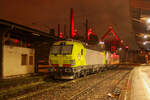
48,40 -> 119,79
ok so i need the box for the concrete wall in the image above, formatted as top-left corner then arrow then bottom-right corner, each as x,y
3,45 -> 35,77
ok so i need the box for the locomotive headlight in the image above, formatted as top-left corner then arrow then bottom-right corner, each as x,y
70,60 -> 75,66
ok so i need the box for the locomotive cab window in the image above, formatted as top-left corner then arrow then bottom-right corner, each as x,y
50,45 -> 73,55
50,45 -> 61,55
61,45 -> 73,55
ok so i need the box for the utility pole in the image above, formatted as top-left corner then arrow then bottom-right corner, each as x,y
64,24 -> 66,39
85,17 -> 88,41
58,24 -> 60,37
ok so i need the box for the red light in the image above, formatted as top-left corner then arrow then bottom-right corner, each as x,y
125,46 -> 128,48
113,52 -> 116,55
71,8 -> 75,38
63,64 -> 71,67
52,64 -> 59,67
59,32 -> 64,39
88,28 -> 95,40
111,46 -> 116,51
15,39 -> 19,43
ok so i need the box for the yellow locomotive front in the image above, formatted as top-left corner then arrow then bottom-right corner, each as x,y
49,41 -> 86,79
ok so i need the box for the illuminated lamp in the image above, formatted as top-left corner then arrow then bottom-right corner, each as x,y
143,42 -> 146,45
111,46 -> 116,51
59,32 -> 64,39
14,39 -> 19,43
146,18 -> 150,24
125,46 -> 128,48
119,48 -> 122,51
99,40 -> 104,44
88,28 -> 95,40
113,52 -> 116,55
144,35 -> 147,39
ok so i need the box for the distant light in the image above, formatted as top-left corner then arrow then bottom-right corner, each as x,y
144,35 -> 147,39
15,39 -> 19,43
147,18 -> 150,24
59,32 -> 64,39
99,41 -> 104,44
125,46 -> 128,48
143,42 -> 146,45
120,40 -> 123,44
32,32 -> 40,36
119,48 -> 122,51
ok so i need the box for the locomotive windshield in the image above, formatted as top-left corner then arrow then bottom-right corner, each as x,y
50,45 -> 73,55
50,45 -> 61,54
61,45 -> 73,55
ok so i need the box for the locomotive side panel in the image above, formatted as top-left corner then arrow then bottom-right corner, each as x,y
85,49 -> 105,65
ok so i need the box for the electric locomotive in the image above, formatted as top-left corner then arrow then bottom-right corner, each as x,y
48,40 -> 119,79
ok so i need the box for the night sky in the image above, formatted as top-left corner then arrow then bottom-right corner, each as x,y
0,0 -> 138,50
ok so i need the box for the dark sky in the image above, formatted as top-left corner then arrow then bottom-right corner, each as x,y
0,0 -> 138,50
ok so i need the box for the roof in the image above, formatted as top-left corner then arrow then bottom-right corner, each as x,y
0,19 -> 60,41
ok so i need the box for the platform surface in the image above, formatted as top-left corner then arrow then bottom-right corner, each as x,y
124,65 -> 150,100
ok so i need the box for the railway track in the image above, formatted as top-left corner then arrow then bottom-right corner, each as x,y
7,69 -> 119,100
4,66 -> 131,100
68,70 -> 129,100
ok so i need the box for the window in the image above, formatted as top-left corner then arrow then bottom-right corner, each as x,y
21,54 -> 27,65
50,45 -> 73,55
81,49 -> 83,55
29,56 -> 33,65
50,45 -> 61,54
61,45 -> 73,55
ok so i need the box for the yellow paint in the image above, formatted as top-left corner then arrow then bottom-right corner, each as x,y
49,41 -> 86,67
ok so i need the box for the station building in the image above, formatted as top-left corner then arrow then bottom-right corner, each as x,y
0,19 -> 59,79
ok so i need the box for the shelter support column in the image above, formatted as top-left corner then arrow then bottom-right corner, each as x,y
0,30 -> 4,78
34,48 -> 38,73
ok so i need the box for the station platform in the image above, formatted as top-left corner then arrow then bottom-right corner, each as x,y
119,65 -> 150,100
